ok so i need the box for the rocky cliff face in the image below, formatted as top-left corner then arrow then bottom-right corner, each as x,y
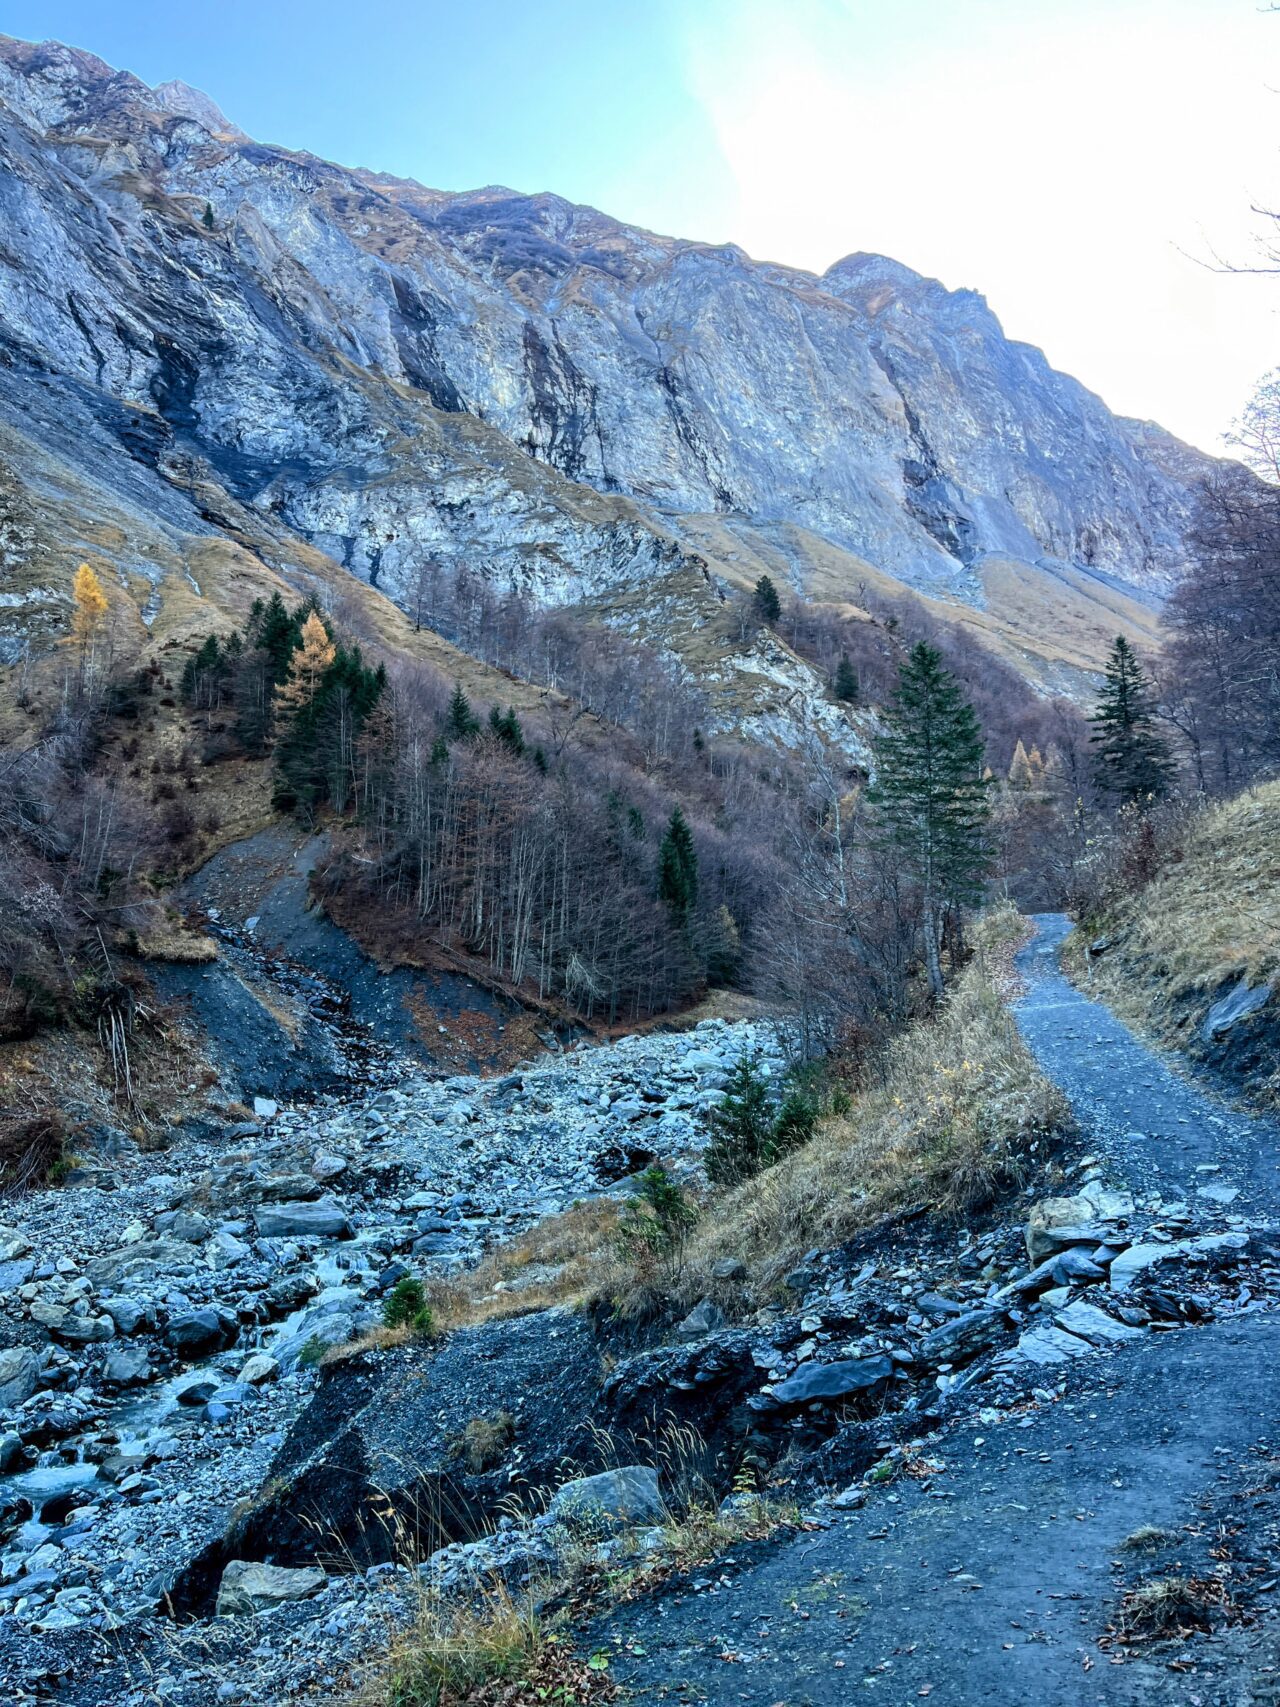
0,33 -> 1218,650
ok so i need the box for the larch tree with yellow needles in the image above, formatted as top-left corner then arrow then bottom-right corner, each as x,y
67,562 -> 110,696
275,610 -> 335,714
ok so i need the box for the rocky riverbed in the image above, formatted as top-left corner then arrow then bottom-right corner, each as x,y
4,918 -> 1280,1707
0,1015 -> 784,1683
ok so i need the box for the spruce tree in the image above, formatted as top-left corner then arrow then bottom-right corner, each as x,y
868,641 -> 991,997
657,805 -> 698,922
1089,636 -> 1173,805
752,575 -> 782,626
446,683 -> 480,741
833,654 -> 859,702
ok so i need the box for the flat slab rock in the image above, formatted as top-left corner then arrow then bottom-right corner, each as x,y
770,1354 -> 894,1405
1110,1230 -> 1249,1293
215,1559 -> 327,1617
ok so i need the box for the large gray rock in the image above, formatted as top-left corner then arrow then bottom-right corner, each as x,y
0,1346 -> 40,1410
1110,1230 -> 1249,1293
215,1559 -> 326,1617
1053,1301 -> 1143,1347
101,1345 -> 152,1387
918,1308 -> 1007,1367
164,1308 -> 239,1357
1202,977 -> 1273,1042
548,1466 -> 664,1536
254,1197 -> 352,1239
770,1354 -> 895,1404
1025,1182 -> 1133,1263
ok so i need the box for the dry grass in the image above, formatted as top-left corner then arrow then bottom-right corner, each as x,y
425,1199 -> 624,1330
1076,783 -> 1280,1103
374,1586 -> 615,1707
677,958 -> 1070,1299
1114,1575 -> 1227,1641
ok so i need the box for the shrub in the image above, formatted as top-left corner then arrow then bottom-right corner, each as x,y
383,1275 -> 435,1336
615,1165 -> 697,1262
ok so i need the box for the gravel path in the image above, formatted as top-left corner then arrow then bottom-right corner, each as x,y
603,915 -> 1280,1705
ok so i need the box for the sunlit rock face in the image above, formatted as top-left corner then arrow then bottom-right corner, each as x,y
0,33 -> 1215,624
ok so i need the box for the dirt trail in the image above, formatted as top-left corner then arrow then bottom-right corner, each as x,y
604,915 -> 1280,1705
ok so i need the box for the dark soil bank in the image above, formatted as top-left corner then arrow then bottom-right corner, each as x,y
154,824 -> 525,1097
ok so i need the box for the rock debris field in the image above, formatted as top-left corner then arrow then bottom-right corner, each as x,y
0,1017 -> 783,1700
4,916 -> 1280,1706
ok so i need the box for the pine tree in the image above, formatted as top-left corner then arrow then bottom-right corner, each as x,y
833,654 -> 859,703
657,805 -> 698,922
202,201 -> 215,230
446,683 -> 480,741
752,575 -> 782,626
868,641 -> 991,997
1089,636 -> 1173,806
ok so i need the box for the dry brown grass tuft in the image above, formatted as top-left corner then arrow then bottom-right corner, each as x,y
426,1199 -> 624,1330
1115,1575 -> 1227,1641
373,1585 -> 615,1707
677,958 -> 1070,1300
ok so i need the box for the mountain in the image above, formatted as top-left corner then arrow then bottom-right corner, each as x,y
0,34 -> 1218,705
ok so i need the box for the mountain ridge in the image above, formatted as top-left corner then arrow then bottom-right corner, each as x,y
0,32 -> 1229,708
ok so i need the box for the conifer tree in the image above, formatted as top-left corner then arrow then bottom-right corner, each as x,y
275,611 -> 336,713
657,805 -> 698,922
202,201 -> 215,230
1089,636 -> 1173,805
1007,738 -> 1035,789
833,653 -> 859,703
868,641 -> 991,997
446,683 -> 480,741
68,563 -> 109,694
752,575 -> 782,626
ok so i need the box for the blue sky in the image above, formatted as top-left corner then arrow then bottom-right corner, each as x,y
3,0 -> 1277,453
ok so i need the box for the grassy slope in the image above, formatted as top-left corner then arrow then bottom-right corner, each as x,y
1073,784 -> 1280,1105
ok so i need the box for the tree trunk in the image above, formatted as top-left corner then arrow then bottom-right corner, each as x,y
922,894 -> 945,998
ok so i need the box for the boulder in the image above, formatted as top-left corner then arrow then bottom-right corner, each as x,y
238,1354 -> 280,1386
1002,1324 -> 1094,1366
548,1466 -> 664,1536
1202,977 -> 1272,1042
254,1197 -> 352,1239
154,1210 -> 211,1244
1053,1301 -> 1143,1347
53,1313 -> 115,1346
1110,1230 -> 1248,1293
0,1430 -> 25,1472
175,1376 -> 220,1406
258,1173 -> 321,1203
215,1559 -> 325,1617
164,1307 -> 239,1358
675,1299 -> 726,1341
0,1228 -> 32,1261
102,1346 -> 151,1388
769,1354 -> 895,1405
0,1346 -> 40,1410
918,1308 -> 1007,1367
1025,1181 -> 1133,1262
101,1297 -> 152,1336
